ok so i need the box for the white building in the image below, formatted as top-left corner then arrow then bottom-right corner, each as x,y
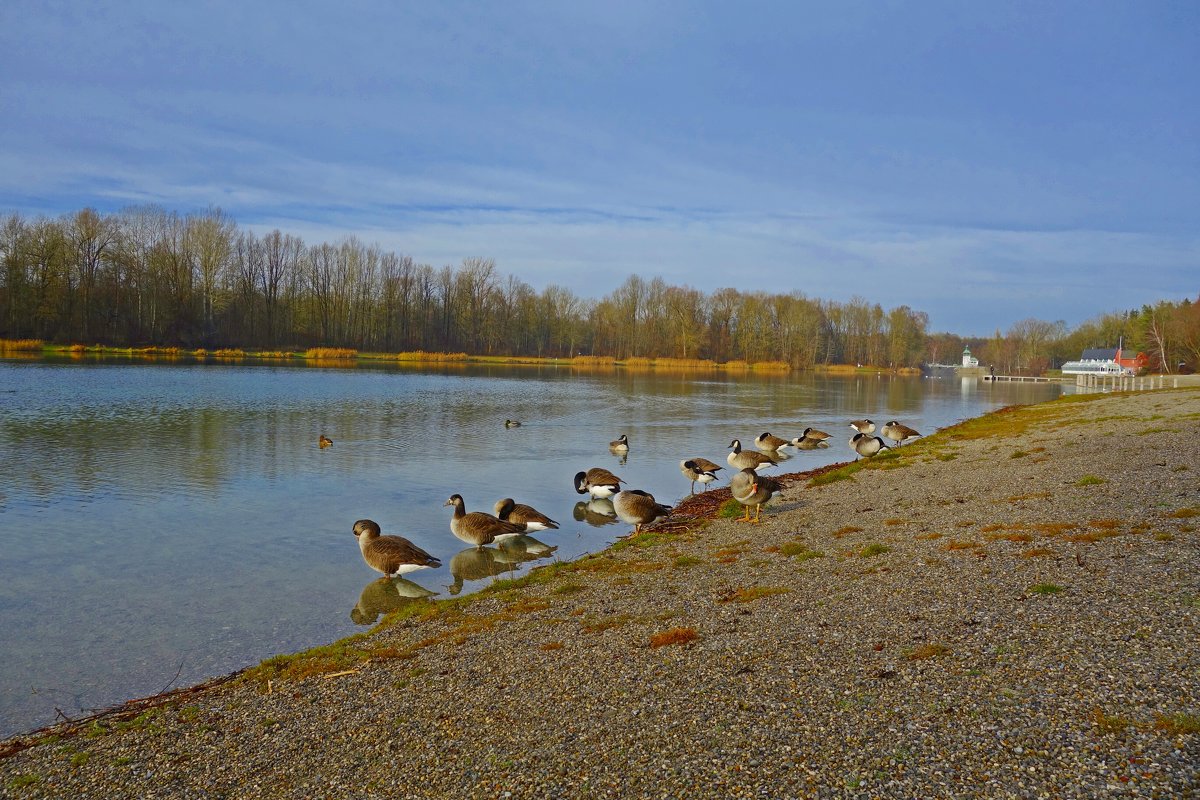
962,347 -> 979,368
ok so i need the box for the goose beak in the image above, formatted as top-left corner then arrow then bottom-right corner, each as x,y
443,499 -> 453,507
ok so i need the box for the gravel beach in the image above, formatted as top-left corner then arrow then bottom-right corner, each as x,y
3,388 -> 1198,799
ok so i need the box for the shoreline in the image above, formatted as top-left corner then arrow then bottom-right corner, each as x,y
2,388 -> 1198,797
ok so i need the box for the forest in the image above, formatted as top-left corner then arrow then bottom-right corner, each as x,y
1,207 -> 1197,372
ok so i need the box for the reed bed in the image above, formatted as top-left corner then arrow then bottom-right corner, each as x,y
0,338 -> 45,351
750,360 -> 790,371
212,348 -> 246,358
572,355 -> 617,366
304,345 -> 355,357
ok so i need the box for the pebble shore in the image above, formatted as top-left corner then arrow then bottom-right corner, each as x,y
2,388 -> 1198,799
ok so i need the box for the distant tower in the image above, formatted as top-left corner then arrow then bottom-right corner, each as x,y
962,347 -> 979,368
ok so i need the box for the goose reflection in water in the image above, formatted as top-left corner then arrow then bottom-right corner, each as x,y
446,536 -> 557,595
351,577 -> 438,625
572,498 -> 620,527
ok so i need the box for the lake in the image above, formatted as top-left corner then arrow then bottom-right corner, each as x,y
0,358 -> 1061,737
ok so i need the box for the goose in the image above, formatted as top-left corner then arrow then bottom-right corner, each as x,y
790,434 -> 830,450
754,432 -> 791,452
850,432 -> 889,459
729,467 -> 784,524
444,494 -> 526,549
728,439 -> 778,471
504,419 -> 521,428
849,419 -> 875,434
680,458 -> 723,493
881,420 -> 921,446
799,427 -> 831,441
493,498 -> 560,532
573,467 -> 624,498
609,434 -> 629,452
497,534 -> 557,562
319,435 -> 333,448
613,489 -> 672,533
352,519 -> 442,577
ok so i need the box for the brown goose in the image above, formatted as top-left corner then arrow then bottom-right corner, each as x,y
680,458 -> 723,493
799,427 -> 831,441
754,432 -> 791,452
849,419 -> 875,434
790,434 -> 830,450
352,519 -> 441,577
609,434 -> 629,452
493,498 -> 560,532
573,467 -> 624,498
851,432 -> 889,459
444,494 -> 526,549
729,467 -> 784,524
319,435 -> 333,448
504,419 -> 521,428
881,420 -> 921,446
613,489 -> 672,533
728,439 -> 778,471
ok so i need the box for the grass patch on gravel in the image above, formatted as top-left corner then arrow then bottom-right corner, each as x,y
832,525 -> 864,538
779,540 -> 824,560
1021,548 -> 1057,558
1075,475 -> 1107,486
858,542 -> 890,557
1092,709 -> 1131,733
1154,713 -> 1200,735
1029,583 -> 1065,595
649,627 -> 699,648
718,499 -> 745,517
672,555 -> 704,568
611,530 -> 674,550
718,586 -> 790,603
944,539 -> 982,551
905,643 -> 951,660
1008,491 -> 1052,502
1168,506 -> 1199,518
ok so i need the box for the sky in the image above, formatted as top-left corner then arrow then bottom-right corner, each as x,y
0,1 -> 1196,335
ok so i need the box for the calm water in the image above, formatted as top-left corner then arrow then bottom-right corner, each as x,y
0,359 -> 1062,736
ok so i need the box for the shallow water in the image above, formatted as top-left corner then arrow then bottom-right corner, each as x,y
0,359 -> 1060,736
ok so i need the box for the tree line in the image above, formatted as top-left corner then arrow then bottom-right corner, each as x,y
1,206 -> 1195,371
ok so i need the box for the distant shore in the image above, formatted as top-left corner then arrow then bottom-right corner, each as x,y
0,338 -> 926,374
2,387 -> 1197,797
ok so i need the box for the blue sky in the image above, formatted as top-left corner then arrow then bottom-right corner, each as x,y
1,1 -> 1196,334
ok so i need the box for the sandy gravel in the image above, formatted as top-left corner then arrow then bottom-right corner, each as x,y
2,388 -> 1198,799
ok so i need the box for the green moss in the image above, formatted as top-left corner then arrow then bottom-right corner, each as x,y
858,543 -> 890,557
779,541 -> 824,560
1075,475 -> 1108,486
1029,583 -> 1065,595
673,555 -> 703,568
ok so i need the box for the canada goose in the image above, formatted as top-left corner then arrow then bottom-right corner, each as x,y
494,498 -> 560,532
850,432 -> 889,459
609,434 -> 629,452
680,458 -> 722,493
729,467 -> 784,524
504,419 -> 521,428
497,534 -> 557,562
613,489 -> 672,533
849,419 -> 876,434
319,435 -> 333,448
572,499 -> 620,526
790,435 -> 830,450
754,432 -> 791,452
444,494 -> 526,549
799,427 -> 831,441
573,467 -> 624,498
351,577 -> 436,625
881,421 -> 921,446
352,519 -> 442,577
728,439 -> 778,471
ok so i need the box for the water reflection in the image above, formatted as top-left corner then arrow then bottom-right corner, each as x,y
573,499 -> 619,526
350,577 -> 438,625
446,536 -> 557,594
